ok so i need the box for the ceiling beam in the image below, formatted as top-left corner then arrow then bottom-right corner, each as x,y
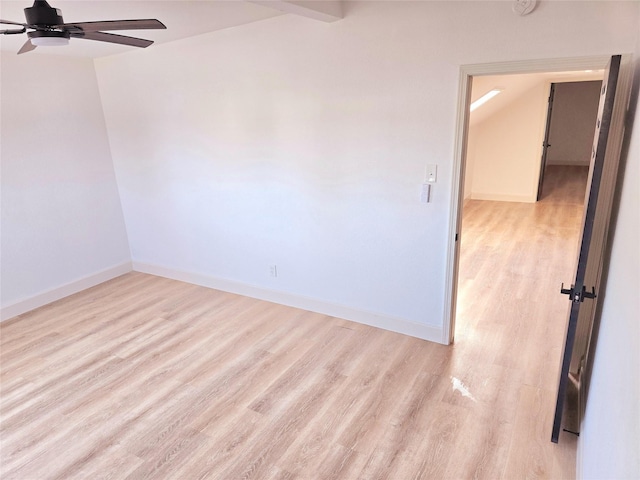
249,1 -> 343,22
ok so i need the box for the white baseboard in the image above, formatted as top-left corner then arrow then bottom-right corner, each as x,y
133,262 -> 445,344
470,192 -> 536,203
576,432 -> 584,480
1,262 -> 133,322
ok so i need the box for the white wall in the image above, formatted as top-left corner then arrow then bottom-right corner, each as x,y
94,1 -> 638,342
579,28 -> 640,479
467,81 -> 548,202
0,54 -> 131,320
547,81 -> 602,166
463,127 -> 477,200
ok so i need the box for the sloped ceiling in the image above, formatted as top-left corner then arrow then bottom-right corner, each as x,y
470,70 -> 605,126
0,1 -> 288,58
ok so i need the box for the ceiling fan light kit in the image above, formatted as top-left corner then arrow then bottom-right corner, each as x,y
0,0 -> 166,54
28,30 -> 69,47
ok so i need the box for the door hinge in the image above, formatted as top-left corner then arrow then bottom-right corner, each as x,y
560,284 -> 597,303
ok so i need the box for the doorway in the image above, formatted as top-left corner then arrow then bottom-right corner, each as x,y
444,55 -> 632,443
453,71 -> 602,378
443,56 -> 613,344
538,80 -> 603,201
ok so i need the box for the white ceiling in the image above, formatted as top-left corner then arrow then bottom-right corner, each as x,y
470,70 -> 605,126
0,1 -> 286,58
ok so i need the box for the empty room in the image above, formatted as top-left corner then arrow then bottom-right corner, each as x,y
1,1 -> 638,479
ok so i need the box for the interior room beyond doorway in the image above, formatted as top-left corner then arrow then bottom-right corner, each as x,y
453,69 -> 603,446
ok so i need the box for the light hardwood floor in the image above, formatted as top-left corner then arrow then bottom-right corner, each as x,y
1,166 -> 586,479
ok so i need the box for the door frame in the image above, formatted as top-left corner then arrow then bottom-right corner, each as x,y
443,55 -> 617,345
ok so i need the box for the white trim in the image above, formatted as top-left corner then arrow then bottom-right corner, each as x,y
462,56 -> 613,77
444,55 -> 617,345
442,68 -> 472,345
0,261 -> 132,322
133,262 -> 444,344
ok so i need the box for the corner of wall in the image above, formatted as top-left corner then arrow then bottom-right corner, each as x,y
0,262 -> 132,322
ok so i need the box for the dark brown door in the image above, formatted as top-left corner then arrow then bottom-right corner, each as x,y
536,83 -> 555,201
552,55 -> 630,443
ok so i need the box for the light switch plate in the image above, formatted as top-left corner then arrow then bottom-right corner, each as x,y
426,164 -> 437,183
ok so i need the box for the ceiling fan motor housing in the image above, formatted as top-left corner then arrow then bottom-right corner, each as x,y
24,0 -> 64,26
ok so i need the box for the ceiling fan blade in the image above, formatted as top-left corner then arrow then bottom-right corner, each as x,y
0,19 -> 28,27
62,19 -> 165,33
17,39 -> 37,54
70,31 -> 153,48
1,26 -> 27,35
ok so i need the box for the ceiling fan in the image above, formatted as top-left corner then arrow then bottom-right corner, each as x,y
0,0 -> 166,54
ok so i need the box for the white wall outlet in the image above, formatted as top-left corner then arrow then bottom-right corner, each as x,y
269,265 -> 278,277
426,164 -> 437,183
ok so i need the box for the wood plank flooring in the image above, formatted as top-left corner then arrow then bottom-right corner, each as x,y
1,166 -> 585,479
